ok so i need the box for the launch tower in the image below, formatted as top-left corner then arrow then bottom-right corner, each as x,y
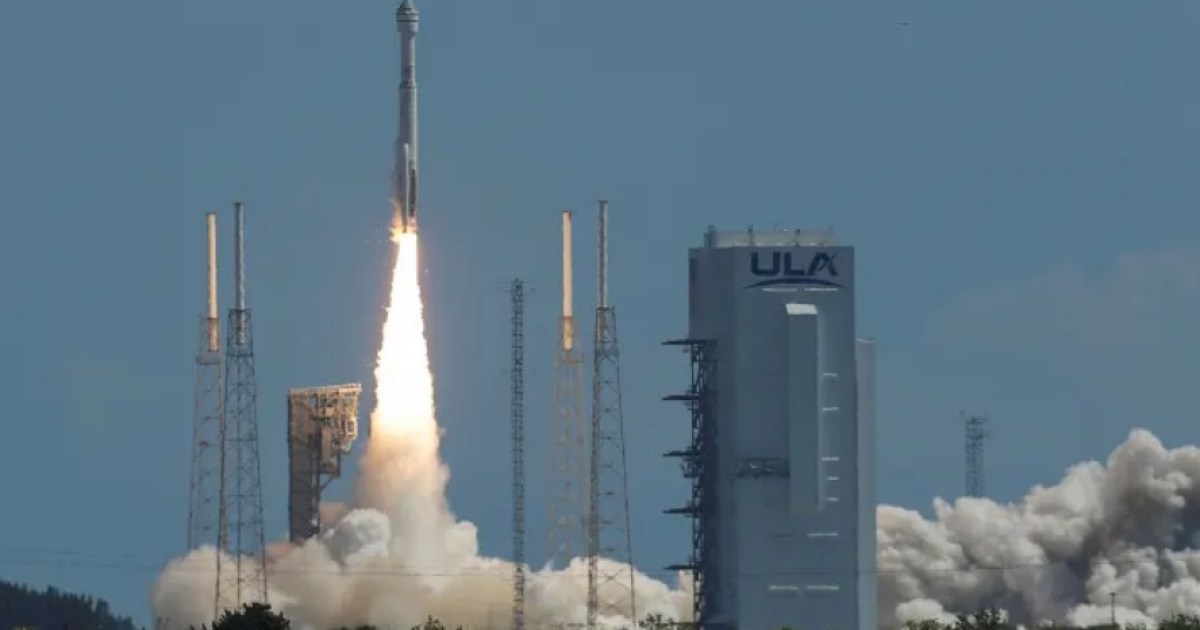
287,383 -> 363,542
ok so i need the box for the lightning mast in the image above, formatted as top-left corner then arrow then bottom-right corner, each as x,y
510,279 -> 527,630
964,413 -> 989,498
188,213 -> 224,551
547,211 -> 587,570
216,202 -> 269,615
586,200 -> 637,629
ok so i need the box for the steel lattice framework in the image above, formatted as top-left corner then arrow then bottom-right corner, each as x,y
587,201 -> 637,630
510,279 -> 527,630
663,338 -> 716,627
216,202 -> 269,615
965,413 -> 989,498
547,211 -> 587,572
188,213 -> 224,552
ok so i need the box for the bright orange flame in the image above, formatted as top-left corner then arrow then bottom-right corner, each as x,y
372,231 -> 435,439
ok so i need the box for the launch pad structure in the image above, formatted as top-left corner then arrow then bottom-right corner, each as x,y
287,383 -> 363,542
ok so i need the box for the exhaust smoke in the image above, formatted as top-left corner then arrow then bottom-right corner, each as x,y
879,429 -> 1200,628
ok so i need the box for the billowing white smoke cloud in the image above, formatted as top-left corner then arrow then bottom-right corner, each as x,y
880,428 -> 1200,629
160,424 -> 1200,630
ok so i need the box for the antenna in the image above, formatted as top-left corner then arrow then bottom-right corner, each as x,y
597,201 -> 608,309
234,202 -> 247,325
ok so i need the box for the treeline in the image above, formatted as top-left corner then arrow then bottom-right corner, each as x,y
206,606 -> 690,630
904,608 -> 1200,630
202,604 -> 1200,630
200,606 -> 456,630
0,579 -> 140,630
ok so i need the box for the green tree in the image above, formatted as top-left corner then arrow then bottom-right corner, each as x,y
209,603 -> 290,630
951,608 -> 1011,630
638,613 -> 695,630
409,616 -> 462,630
906,619 -> 951,630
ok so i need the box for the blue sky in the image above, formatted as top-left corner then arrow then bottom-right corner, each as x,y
4,0 -> 1200,624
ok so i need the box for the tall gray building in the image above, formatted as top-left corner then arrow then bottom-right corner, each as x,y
672,228 -> 876,630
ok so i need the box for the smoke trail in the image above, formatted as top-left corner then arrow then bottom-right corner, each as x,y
152,232 -> 690,630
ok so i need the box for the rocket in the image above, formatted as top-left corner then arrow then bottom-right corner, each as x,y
393,0 -> 419,233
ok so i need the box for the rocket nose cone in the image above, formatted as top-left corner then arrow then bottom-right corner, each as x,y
397,0 -> 418,26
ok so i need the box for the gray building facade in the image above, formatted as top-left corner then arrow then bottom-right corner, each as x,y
684,228 -> 876,630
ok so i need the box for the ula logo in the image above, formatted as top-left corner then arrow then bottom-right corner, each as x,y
746,251 -> 842,289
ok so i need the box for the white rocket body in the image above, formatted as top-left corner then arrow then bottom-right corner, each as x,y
394,0 -> 419,232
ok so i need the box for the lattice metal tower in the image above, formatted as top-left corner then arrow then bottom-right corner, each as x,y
964,413 -> 989,498
663,338 -> 716,626
188,213 -> 224,551
287,383 -> 362,542
586,200 -> 637,630
547,211 -> 587,570
216,202 -> 269,614
510,279 -> 527,630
